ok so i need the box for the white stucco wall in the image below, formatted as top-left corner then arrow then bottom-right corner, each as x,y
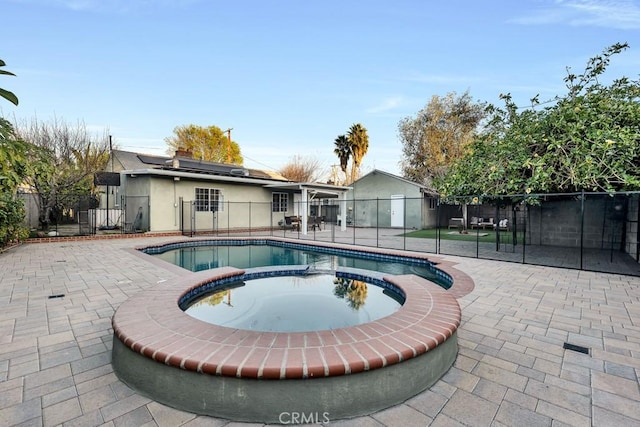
145,177 -> 296,232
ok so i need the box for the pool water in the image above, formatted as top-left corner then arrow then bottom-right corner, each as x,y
153,243 -> 448,288
182,274 -> 403,332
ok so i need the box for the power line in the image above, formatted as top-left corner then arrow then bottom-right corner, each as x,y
242,154 -> 280,172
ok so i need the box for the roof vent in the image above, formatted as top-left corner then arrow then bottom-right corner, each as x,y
230,168 -> 249,176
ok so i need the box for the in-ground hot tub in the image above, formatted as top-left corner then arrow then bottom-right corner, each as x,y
111,238 -> 470,423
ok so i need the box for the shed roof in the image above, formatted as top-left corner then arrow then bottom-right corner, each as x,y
354,169 -> 438,195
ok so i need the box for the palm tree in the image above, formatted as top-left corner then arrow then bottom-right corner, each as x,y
0,60 -> 18,106
347,123 -> 369,183
333,134 -> 350,183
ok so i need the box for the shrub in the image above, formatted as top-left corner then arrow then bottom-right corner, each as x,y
0,193 -> 29,248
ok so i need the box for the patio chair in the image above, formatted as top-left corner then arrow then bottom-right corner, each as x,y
448,218 -> 464,229
281,216 -> 298,231
281,216 -> 292,229
289,216 -> 300,231
308,216 -> 323,231
469,217 -> 480,229
479,218 -> 494,229
496,219 -> 509,231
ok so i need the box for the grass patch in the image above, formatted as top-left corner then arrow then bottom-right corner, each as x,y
402,228 -> 524,243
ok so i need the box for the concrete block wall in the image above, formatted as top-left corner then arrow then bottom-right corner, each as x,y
626,194 -> 639,262
526,197 -> 623,249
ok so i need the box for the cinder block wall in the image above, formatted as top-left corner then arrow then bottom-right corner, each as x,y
526,197 -> 622,249
626,194 -> 639,262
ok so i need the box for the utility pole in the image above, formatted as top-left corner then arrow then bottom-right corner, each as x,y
224,128 -> 233,163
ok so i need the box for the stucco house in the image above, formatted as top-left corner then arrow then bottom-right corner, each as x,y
345,169 -> 438,229
99,150 -> 351,234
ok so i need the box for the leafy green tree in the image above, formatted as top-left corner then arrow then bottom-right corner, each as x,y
439,43 -> 640,197
0,119 -> 29,246
0,118 -> 29,193
165,124 -> 243,164
398,91 -> 486,186
0,59 -> 18,106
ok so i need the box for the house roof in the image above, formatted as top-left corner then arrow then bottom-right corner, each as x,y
110,150 -> 289,182
354,169 -> 438,195
108,150 -> 351,197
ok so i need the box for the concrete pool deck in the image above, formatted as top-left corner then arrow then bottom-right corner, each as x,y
1,234 -> 639,426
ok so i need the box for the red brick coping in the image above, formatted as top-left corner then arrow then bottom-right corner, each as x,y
113,241 -> 470,380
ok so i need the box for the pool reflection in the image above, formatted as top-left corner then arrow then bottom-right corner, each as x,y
183,274 -> 402,333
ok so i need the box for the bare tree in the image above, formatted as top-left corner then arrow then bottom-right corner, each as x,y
13,116 -> 111,229
278,155 -> 324,182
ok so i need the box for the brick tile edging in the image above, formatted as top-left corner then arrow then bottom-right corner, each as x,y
24,231 -> 183,243
112,266 -> 462,380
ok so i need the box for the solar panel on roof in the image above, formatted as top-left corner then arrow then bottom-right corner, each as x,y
135,153 -> 284,180
177,159 -> 236,174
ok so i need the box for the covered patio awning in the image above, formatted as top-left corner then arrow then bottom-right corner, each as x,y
264,182 -> 352,233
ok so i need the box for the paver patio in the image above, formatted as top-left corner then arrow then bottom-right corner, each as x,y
0,234 -> 638,426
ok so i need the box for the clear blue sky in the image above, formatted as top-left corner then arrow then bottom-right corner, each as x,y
2,0 -> 639,178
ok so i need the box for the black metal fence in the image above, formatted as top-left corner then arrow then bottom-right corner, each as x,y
178,191 -> 640,277
19,192 -> 99,237
435,192 -> 639,275
20,193 -> 149,237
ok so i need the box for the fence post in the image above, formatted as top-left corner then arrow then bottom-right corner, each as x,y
376,198 -> 379,248
636,194 -> 640,262
522,194 -> 527,264
122,195 -> 128,235
352,199 -> 356,246
403,196 -> 407,251
436,197 -> 440,254
580,191 -> 585,270
190,201 -> 196,237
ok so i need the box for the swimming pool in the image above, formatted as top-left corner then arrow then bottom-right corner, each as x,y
142,238 -> 452,289
113,237 -> 466,422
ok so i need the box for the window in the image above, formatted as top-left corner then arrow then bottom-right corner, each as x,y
195,188 -> 224,212
272,193 -> 288,212
428,198 -> 437,210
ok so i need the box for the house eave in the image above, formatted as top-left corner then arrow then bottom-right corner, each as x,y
264,182 -> 352,199
122,169 -> 288,186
